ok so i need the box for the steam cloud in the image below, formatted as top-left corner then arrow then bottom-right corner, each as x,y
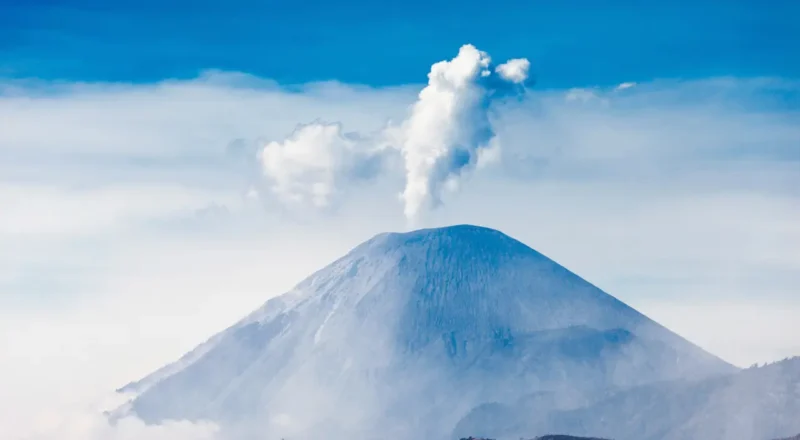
258,44 -> 530,219
395,44 -> 528,218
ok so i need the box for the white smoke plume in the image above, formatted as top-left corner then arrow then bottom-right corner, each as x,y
258,44 -> 530,219
393,44 -> 529,218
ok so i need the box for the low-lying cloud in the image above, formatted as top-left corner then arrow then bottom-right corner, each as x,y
8,391 -> 220,440
21,415 -> 219,440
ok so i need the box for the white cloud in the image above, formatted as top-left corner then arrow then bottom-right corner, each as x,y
0,74 -> 413,161
0,184 -> 235,237
615,81 -> 637,91
17,413 -> 219,440
566,81 -> 636,103
640,299 -> 800,368
495,58 -> 531,84
1,383 -> 219,440
259,122 -> 384,207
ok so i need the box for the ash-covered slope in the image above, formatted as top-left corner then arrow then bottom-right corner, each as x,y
121,225 -> 733,439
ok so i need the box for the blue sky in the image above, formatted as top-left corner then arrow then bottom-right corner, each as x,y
2,0 -> 799,86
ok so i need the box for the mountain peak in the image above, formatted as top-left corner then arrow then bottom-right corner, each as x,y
356,224 -> 545,270
387,223 -> 509,239
369,224 -> 526,247
122,225 -> 735,439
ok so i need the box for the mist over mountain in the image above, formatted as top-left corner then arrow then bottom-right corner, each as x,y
119,225 -> 748,439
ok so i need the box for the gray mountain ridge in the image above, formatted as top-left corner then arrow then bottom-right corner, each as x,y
456,357 -> 800,440
119,224 -> 740,440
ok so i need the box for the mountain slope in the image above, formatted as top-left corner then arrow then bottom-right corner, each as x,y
559,357 -> 800,440
457,357 -> 800,440
120,225 -> 734,439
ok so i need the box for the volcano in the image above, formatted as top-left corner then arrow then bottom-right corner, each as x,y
119,225 -> 734,439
